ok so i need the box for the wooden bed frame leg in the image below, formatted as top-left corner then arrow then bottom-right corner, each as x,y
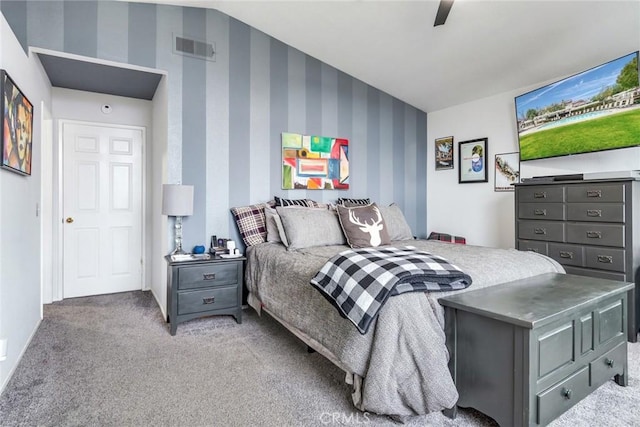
307,345 -> 316,354
443,406 -> 457,419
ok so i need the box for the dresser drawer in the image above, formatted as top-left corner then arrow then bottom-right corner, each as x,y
518,186 -> 565,203
178,262 -> 239,290
562,266 -> 627,282
548,243 -> 584,267
590,342 -> 626,386
519,203 -> 565,220
518,239 -> 548,255
584,247 -> 626,272
518,221 -> 565,241
567,184 -> 625,203
566,223 -> 625,247
537,366 -> 590,426
178,285 -> 238,315
567,203 -> 624,223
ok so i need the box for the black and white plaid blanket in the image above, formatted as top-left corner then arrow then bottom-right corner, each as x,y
310,246 -> 472,334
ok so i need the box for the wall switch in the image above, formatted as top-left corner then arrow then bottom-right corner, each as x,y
0,338 -> 7,361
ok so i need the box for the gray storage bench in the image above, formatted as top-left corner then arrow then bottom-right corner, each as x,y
440,272 -> 633,426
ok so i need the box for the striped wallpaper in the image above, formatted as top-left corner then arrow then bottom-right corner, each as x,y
2,0 -> 428,248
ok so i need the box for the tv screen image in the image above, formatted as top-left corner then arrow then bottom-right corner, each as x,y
515,51 -> 640,161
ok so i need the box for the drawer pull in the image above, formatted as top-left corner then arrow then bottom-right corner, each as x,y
559,251 -> 573,259
605,358 -> 615,368
586,231 -> 602,239
534,209 -> 547,216
586,209 -> 602,217
202,297 -> 216,304
534,228 -> 547,235
587,190 -> 602,198
597,255 -> 613,264
203,273 -> 216,280
533,191 -> 547,199
562,388 -> 572,400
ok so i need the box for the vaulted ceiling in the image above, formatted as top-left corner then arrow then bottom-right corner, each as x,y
135,0 -> 640,113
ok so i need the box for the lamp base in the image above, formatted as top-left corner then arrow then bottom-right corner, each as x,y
169,247 -> 188,256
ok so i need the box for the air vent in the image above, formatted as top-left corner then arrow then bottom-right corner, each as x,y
173,34 -> 216,62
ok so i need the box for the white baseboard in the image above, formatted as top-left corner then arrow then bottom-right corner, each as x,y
0,318 -> 42,395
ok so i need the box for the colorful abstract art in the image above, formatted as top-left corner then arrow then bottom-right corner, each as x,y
281,132 -> 349,190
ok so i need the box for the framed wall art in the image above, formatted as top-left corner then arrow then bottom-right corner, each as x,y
281,132 -> 349,190
435,136 -> 454,170
458,138 -> 488,184
494,152 -> 520,192
1,70 -> 33,176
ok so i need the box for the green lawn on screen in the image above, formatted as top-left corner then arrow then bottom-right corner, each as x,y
519,108 -> 640,161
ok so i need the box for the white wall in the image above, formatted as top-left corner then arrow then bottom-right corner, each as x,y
0,14 -> 51,392
427,66 -> 640,249
50,88 -> 153,301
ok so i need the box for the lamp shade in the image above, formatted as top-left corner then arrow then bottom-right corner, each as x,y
162,184 -> 194,216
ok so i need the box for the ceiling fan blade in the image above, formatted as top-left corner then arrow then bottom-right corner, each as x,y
434,0 -> 455,27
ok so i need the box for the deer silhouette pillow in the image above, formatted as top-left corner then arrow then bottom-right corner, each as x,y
337,203 -> 391,249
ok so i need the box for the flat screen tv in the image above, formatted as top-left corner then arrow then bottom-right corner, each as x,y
515,51 -> 640,161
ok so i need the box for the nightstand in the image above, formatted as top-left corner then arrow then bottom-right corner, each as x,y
165,255 -> 244,335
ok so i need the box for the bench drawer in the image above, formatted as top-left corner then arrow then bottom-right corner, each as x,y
537,366 -> 590,426
590,342 -> 626,387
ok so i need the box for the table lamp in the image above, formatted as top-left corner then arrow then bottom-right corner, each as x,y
162,184 -> 194,255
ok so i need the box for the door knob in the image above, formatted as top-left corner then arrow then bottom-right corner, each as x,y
65,217 -> 74,223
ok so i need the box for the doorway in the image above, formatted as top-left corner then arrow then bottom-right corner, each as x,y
61,121 -> 145,298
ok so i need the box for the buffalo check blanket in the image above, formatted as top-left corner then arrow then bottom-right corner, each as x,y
310,246 -> 472,334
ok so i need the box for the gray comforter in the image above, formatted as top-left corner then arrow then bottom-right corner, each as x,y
245,239 -> 564,417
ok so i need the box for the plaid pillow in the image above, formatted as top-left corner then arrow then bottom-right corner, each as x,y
230,204 -> 267,246
427,231 -> 466,244
274,196 -> 319,207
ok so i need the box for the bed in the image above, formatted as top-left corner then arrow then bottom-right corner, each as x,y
244,235 -> 565,417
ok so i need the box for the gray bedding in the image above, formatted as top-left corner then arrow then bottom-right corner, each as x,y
245,239 -> 565,417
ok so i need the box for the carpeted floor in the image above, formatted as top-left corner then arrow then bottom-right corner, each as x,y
0,291 -> 638,426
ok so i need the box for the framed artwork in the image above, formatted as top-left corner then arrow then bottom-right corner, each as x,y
458,138 -> 488,184
282,132 -> 349,190
434,136 -> 454,170
494,152 -> 520,192
1,70 -> 33,176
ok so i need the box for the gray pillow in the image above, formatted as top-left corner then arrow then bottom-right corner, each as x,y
379,203 -> 414,241
336,203 -> 391,248
264,205 -> 289,246
276,207 -> 346,250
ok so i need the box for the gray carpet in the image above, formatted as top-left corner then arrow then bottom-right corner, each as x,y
0,291 -> 638,426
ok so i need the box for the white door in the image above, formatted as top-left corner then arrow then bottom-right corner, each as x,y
62,122 -> 143,298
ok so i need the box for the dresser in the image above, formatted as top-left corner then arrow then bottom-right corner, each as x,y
165,255 -> 244,335
440,273 -> 632,427
515,178 -> 639,342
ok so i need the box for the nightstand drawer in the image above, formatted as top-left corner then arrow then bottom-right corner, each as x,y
178,262 -> 239,290
567,184 -> 625,203
178,285 -> 238,315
